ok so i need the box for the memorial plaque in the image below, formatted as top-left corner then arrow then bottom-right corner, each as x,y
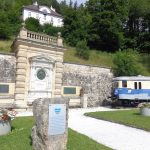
0,85 -> 9,93
64,87 -> 76,94
48,104 -> 66,136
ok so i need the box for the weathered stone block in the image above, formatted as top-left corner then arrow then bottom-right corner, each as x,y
32,98 -> 69,150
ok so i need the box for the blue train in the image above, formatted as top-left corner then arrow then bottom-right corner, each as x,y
112,76 -> 150,105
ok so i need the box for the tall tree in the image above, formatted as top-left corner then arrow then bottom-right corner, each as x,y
62,5 -> 92,46
86,0 -> 128,51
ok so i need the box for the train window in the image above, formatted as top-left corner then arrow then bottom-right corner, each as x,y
122,80 -> 127,87
139,82 -> 142,89
134,82 -> 137,89
112,82 -> 118,88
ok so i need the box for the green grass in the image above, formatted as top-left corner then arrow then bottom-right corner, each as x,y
0,40 -> 13,52
0,116 -> 111,150
64,48 -> 114,68
68,129 -> 111,150
85,109 -> 150,131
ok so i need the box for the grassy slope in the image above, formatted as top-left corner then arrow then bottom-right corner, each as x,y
85,109 -> 150,131
0,40 -> 13,52
0,39 -> 150,75
0,117 -> 111,150
64,48 -> 114,68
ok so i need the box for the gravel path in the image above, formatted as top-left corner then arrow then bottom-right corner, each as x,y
68,107 -> 150,150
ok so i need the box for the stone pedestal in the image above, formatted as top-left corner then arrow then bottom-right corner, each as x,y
81,94 -> 88,108
32,98 -> 69,150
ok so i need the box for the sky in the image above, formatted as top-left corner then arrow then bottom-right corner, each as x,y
57,0 -> 87,5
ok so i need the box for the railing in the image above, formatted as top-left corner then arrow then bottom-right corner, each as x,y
27,31 -> 57,45
18,27 -> 63,47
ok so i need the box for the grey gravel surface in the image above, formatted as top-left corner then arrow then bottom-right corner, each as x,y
68,107 -> 150,150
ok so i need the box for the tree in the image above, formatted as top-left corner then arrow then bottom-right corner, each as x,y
86,0 -> 129,51
0,13 -> 11,39
76,40 -> 90,60
62,5 -> 92,46
113,49 -> 141,76
25,18 -> 42,32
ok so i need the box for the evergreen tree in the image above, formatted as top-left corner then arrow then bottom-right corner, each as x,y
86,0 -> 128,51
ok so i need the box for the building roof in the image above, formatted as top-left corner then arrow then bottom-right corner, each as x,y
113,76 -> 150,81
23,4 -> 62,18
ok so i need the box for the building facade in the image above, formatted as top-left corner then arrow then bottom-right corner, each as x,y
22,1 -> 63,27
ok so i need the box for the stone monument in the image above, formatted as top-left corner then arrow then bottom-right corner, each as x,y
11,27 -> 66,108
32,97 -> 69,150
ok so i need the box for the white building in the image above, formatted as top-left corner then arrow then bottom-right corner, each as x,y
22,1 -> 63,27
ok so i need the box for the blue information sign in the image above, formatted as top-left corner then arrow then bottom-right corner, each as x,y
48,104 -> 66,136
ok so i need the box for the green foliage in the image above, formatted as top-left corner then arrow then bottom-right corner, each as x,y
0,13 -> 11,39
64,48 -> 114,68
62,5 -> 92,47
113,49 -> 141,76
25,17 -> 42,32
137,32 -> 150,53
76,40 -> 90,60
85,109 -> 150,131
86,0 -> 129,51
0,0 -> 149,54
0,0 -> 31,39
43,24 -> 63,36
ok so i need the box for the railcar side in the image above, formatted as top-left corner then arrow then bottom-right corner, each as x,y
112,76 -> 150,105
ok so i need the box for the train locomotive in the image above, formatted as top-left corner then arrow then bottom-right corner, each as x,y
112,76 -> 150,105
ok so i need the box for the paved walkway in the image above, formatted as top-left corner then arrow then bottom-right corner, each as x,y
68,107 -> 150,150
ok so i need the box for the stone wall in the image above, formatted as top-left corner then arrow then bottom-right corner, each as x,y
63,63 -> 113,107
0,53 -> 16,82
0,52 -> 113,107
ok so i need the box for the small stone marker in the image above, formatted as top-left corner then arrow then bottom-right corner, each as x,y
32,98 -> 69,150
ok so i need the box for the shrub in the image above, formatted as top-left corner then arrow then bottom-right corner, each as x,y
42,24 -> 63,36
76,40 -> 90,60
25,17 -> 42,32
137,33 -> 150,53
113,49 -> 141,76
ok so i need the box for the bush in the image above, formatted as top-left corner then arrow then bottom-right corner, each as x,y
137,33 -> 150,53
42,24 -> 63,36
0,13 -> 11,39
76,40 -> 90,60
113,49 -> 141,76
0,24 -> 11,39
25,17 -> 42,32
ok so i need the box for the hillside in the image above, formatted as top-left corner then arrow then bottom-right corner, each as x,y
0,39 -> 150,76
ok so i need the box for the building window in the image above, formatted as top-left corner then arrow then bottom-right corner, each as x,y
58,19 -> 61,23
139,82 -> 142,89
28,12 -> 31,17
0,85 -> 9,93
112,82 -> 118,88
36,14 -> 39,19
51,17 -> 53,24
44,14 -> 46,20
122,80 -> 127,87
134,82 -> 137,89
